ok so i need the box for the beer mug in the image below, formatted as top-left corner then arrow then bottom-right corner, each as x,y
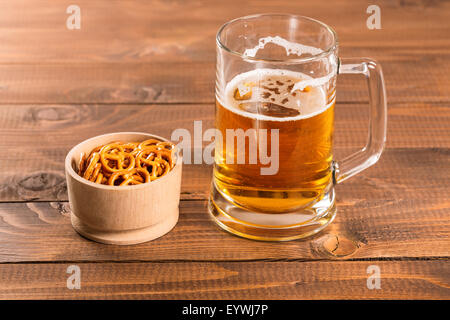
209,14 -> 387,241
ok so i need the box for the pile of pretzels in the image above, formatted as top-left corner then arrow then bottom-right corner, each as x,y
78,139 -> 176,186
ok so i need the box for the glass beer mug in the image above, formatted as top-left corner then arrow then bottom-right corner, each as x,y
209,14 -> 387,241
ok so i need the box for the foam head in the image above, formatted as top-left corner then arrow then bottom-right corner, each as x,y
223,69 -> 332,121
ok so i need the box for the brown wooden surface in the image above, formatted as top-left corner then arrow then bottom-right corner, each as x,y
0,0 -> 449,299
0,261 -> 448,299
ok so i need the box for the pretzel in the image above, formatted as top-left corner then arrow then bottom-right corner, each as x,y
138,139 -> 160,149
83,152 -> 100,180
77,139 -> 176,186
108,168 -> 151,186
78,153 -> 87,176
154,141 -> 174,151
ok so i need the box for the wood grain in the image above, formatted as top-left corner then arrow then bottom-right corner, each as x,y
0,196 -> 448,263
0,0 -> 448,63
0,102 -> 449,202
0,261 -> 448,299
0,56 -> 448,104
0,0 -> 448,300
0,0 -> 448,104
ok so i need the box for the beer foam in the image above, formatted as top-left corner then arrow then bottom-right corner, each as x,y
221,68 -> 334,122
243,36 -> 323,58
290,72 -> 335,92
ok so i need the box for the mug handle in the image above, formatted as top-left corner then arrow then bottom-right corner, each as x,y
333,58 -> 387,183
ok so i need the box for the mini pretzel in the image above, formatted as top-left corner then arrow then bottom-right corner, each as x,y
108,168 -> 151,186
78,153 -> 87,175
90,163 -> 102,182
138,139 -> 160,149
154,157 -> 171,177
156,149 -> 174,168
156,141 -> 175,151
100,144 -> 135,173
121,142 -> 139,153
135,148 -> 158,167
83,152 -> 100,180
78,139 -> 176,186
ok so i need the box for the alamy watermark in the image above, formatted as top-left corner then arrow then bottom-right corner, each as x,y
366,5 -> 381,30
366,265 -> 381,290
171,120 -> 280,175
66,5 -> 81,30
66,265 -> 81,290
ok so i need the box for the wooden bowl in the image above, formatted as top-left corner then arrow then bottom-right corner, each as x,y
65,132 -> 182,245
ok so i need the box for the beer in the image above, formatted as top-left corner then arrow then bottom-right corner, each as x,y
214,69 -> 335,213
210,14 -> 386,241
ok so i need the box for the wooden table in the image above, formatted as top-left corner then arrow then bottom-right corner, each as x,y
0,0 -> 448,299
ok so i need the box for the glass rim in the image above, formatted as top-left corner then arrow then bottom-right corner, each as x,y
216,13 -> 339,64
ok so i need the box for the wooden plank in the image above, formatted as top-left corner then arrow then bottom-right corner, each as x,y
0,63 -> 213,104
0,194 -> 448,263
0,56 -> 448,103
0,0 -> 448,63
0,0 -> 447,301
0,0 -> 447,104
0,102 -> 449,202
0,103 -> 215,201
0,260 -> 448,299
